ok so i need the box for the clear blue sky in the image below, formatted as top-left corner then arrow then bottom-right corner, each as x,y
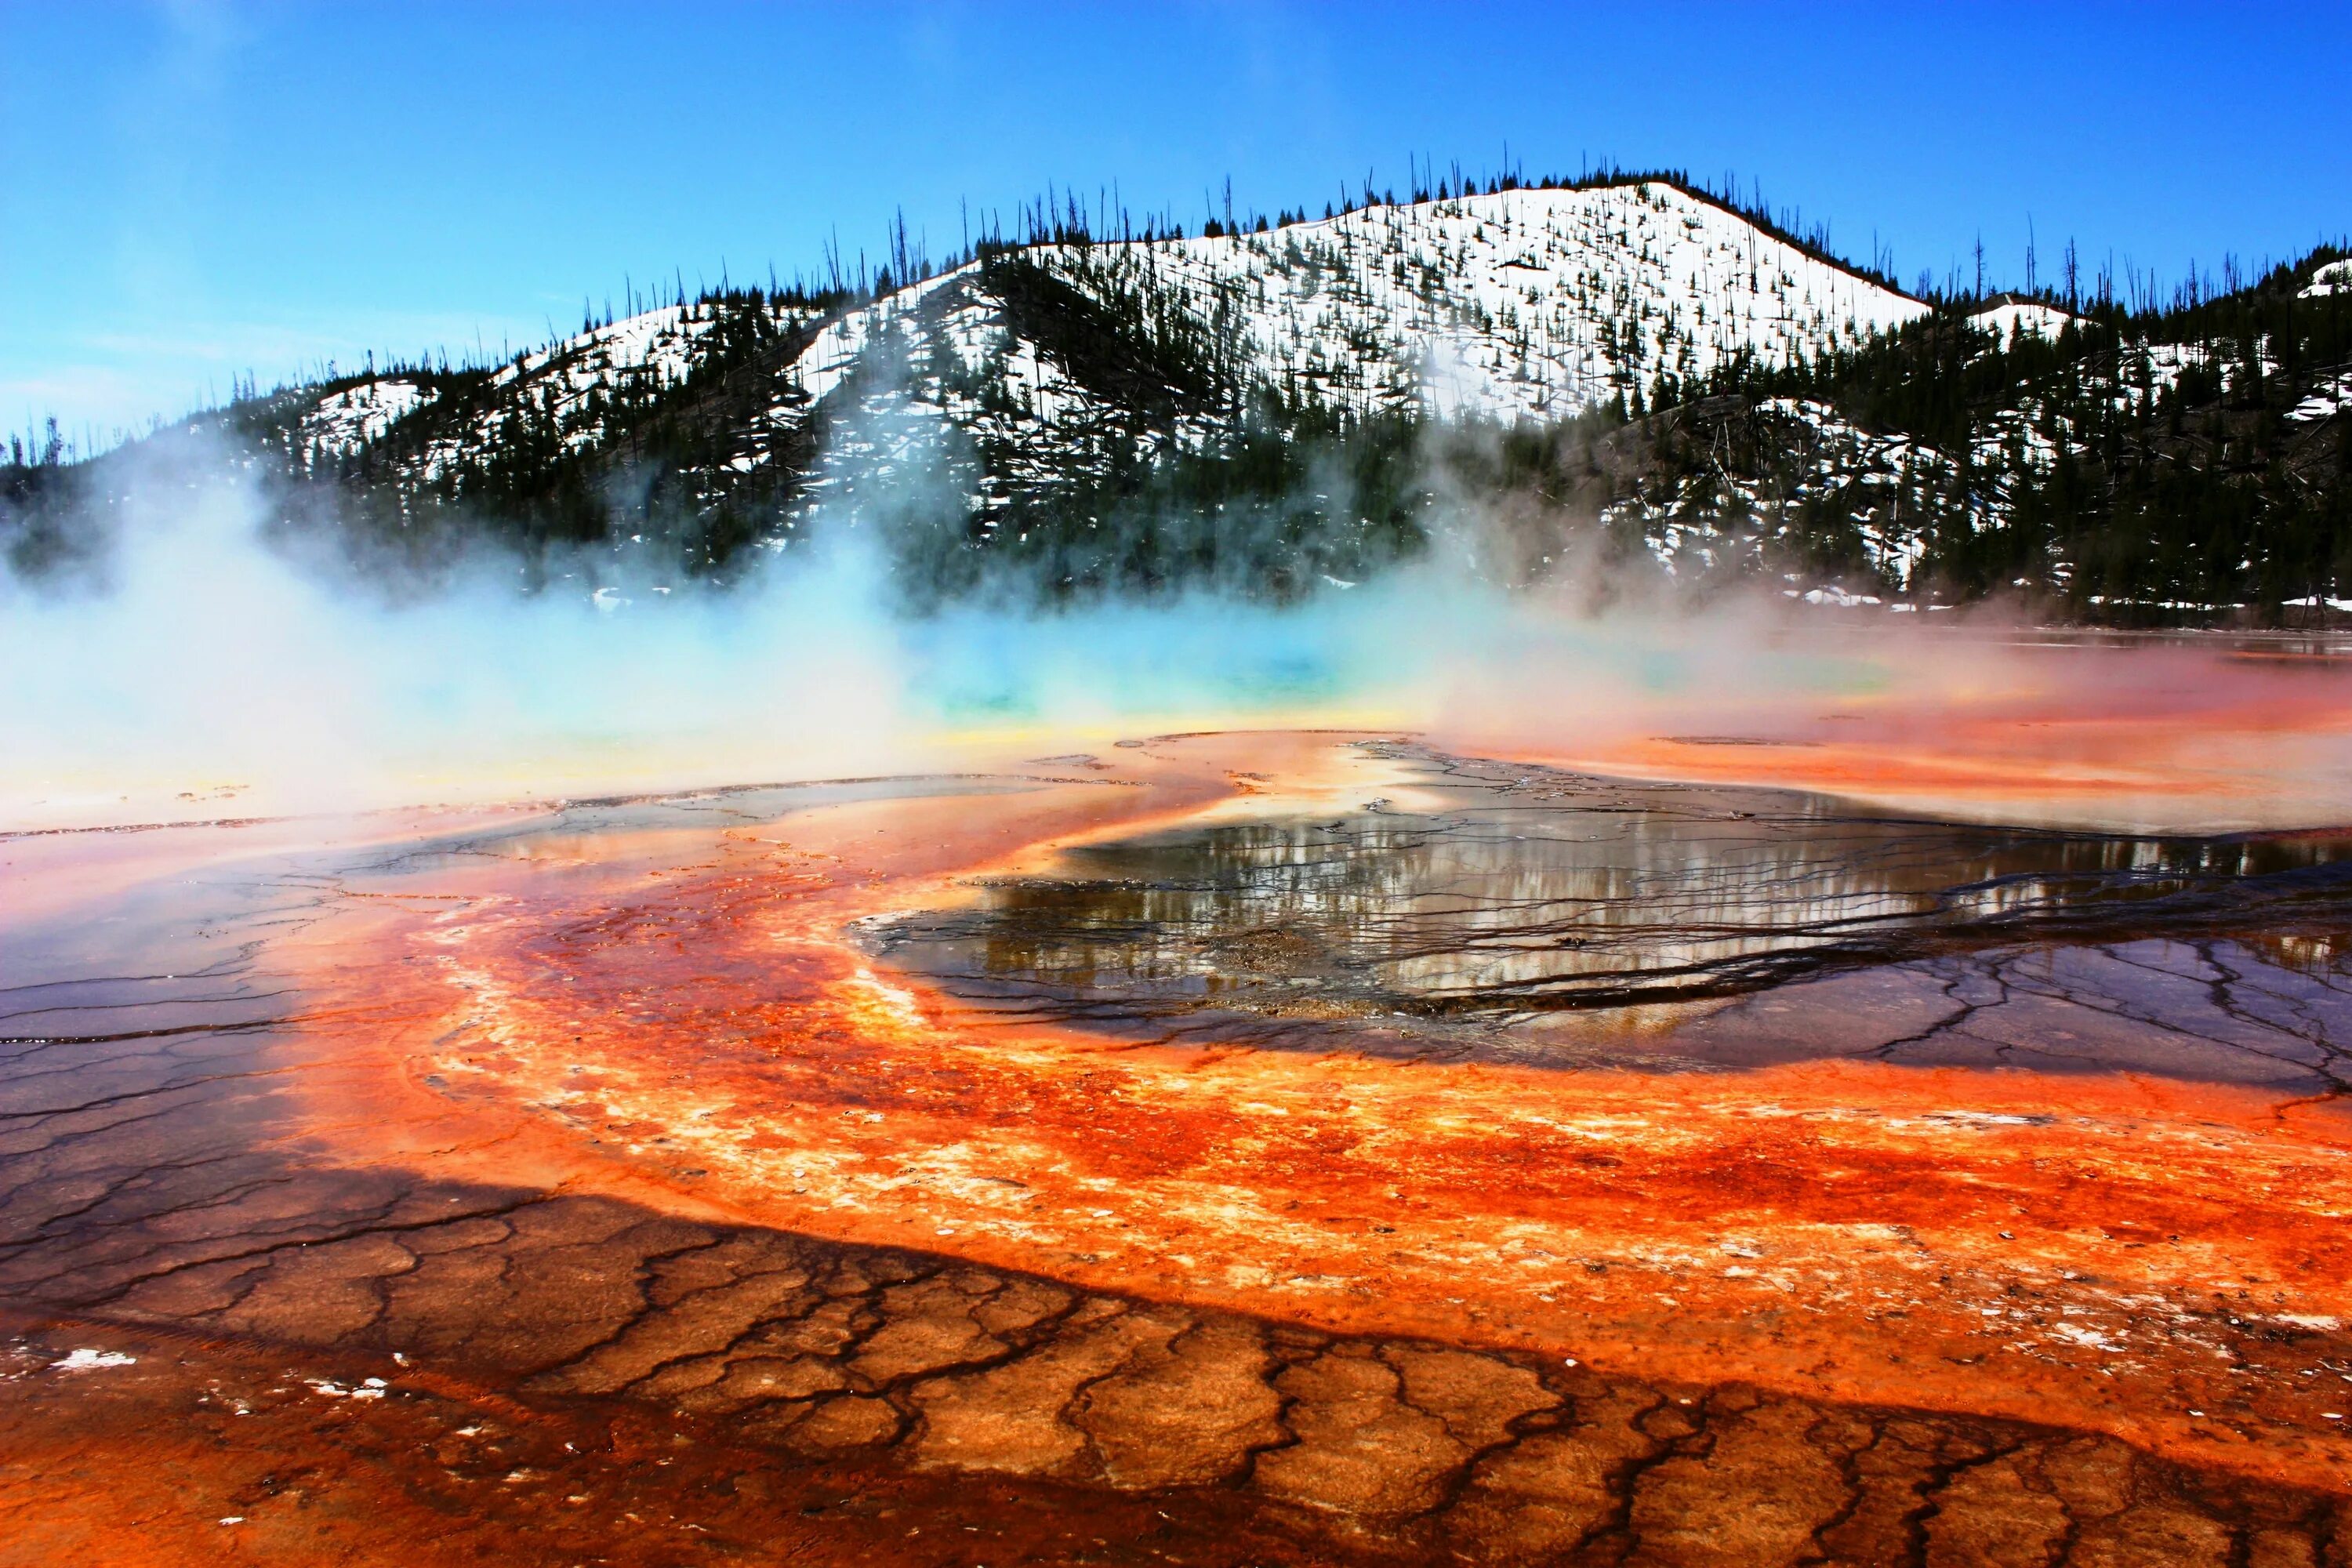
5,1 -> 2347,447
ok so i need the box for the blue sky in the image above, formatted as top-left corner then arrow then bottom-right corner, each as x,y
5,1 -> 2347,447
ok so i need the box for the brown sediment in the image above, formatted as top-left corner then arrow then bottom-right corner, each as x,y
8,729 -> 2352,1563
11,1226 -> 2341,1566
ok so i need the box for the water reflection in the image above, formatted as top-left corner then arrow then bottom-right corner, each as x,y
878,747 -> 2352,1023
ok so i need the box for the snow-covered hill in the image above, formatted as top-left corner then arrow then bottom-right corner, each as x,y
296,181 -> 1924,495
793,180 -> 1922,426
183,181 -> 2347,619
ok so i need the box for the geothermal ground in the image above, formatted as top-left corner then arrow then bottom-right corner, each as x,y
8,699 -> 2352,1564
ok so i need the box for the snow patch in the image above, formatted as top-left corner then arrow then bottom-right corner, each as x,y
1969,300 -> 2076,342
2288,368 -> 2352,423
2301,260 -> 2352,299
301,379 -> 432,455
761,182 -> 1928,450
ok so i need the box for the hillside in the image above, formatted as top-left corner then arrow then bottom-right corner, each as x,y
5,177 -> 2348,619
1546,256 -> 2352,615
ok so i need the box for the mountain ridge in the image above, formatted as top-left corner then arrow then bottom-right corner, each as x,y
5,174 -> 2347,622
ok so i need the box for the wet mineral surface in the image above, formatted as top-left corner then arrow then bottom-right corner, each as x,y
6,733 -> 2352,1565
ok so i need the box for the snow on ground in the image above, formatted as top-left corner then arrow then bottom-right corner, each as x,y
1969,300 -> 2077,342
300,379 -> 433,456
493,302 -> 708,394
2124,338 -> 2281,399
2289,368 -> 2352,423
1606,395 -> 1955,590
699,180 -> 1938,538
2302,260 -> 2352,299
779,269 -> 968,412
423,300 -> 810,481
742,181 -> 1928,459
1028,182 -> 1929,423
280,180 -> 2334,578
1971,403 -> 2063,476
1788,586 -> 1883,607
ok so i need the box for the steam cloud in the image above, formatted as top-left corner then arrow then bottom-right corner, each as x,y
7,422 -> 2350,837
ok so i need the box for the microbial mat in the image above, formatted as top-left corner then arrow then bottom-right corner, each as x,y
8,635 -> 2352,1565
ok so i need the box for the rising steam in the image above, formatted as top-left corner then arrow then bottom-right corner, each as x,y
8,421 -> 2352,837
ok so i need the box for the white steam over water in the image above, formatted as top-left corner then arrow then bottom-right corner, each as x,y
0,441 -> 1460,828
0,436 -> 1790,831
2,454 -> 908,827
12,436 -> 2347,837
